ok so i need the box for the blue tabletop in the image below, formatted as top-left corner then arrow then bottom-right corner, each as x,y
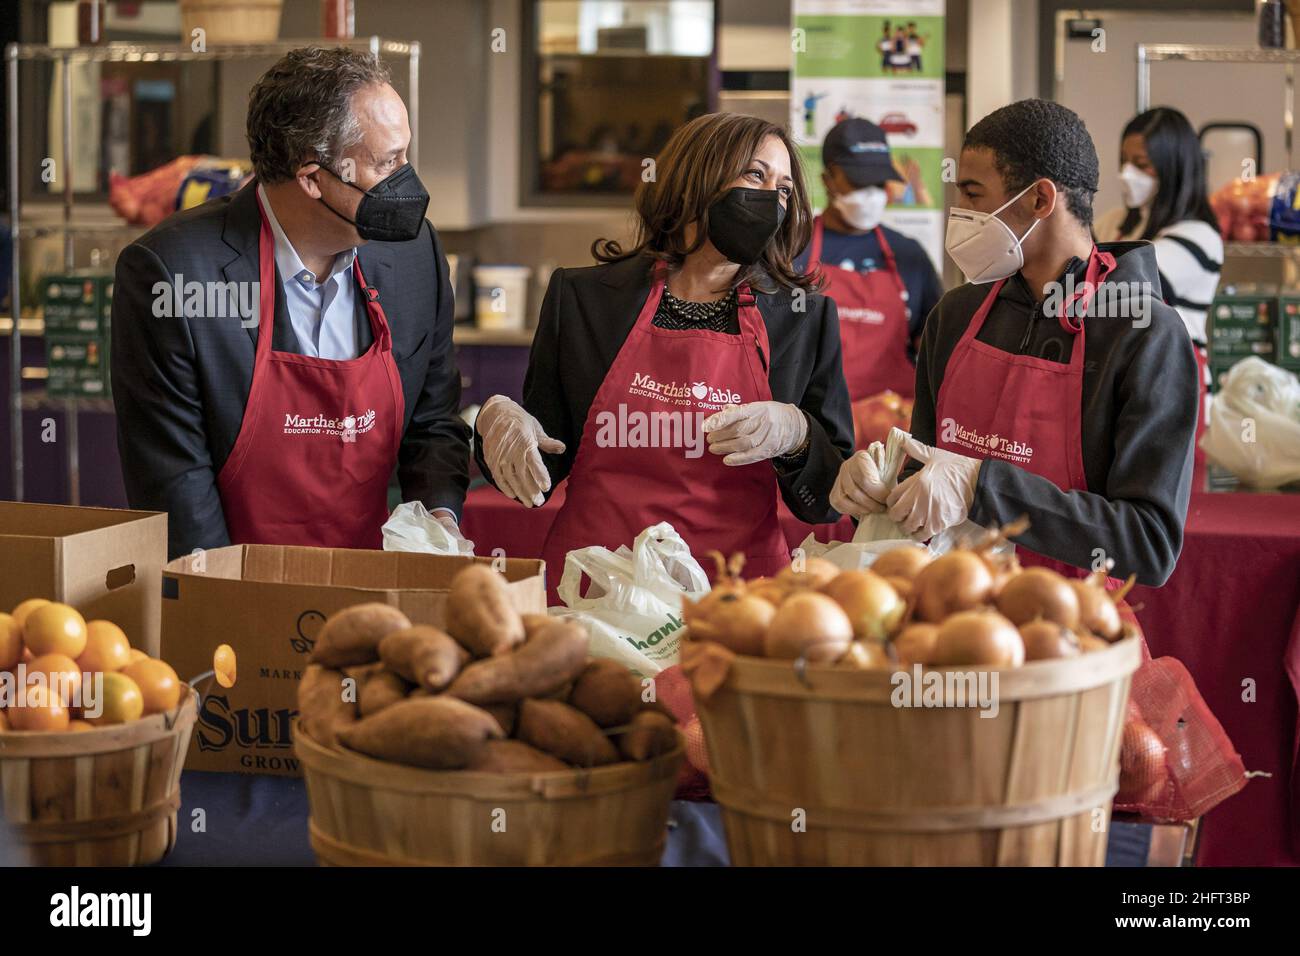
162,770 -> 1151,867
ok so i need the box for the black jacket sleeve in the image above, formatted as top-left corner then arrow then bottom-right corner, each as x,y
473,266 -> 576,503
774,294 -> 854,523
397,223 -> 472,519
111,242 -> 230,559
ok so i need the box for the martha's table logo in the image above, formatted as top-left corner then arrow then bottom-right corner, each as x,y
284,407 -> 377,442
838,305 -> 887,324
629,371 -> 741,409
940,417 -> 1034,465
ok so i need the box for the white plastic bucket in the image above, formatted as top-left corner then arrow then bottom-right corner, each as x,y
473,265 -> 532,331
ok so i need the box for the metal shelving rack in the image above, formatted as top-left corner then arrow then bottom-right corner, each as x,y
5,37 -> 420,503
1137,43 -> 1300,261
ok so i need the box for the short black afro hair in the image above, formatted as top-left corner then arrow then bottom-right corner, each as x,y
963,98 -> 1099,228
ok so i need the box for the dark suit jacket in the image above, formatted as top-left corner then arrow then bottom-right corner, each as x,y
111,182 -> 470,559
473,254 -> 855,524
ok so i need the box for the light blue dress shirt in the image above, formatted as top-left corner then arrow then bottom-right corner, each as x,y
257,184 -> 359,360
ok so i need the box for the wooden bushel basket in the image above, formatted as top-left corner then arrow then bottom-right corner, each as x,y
296,725 -> 684,866
696,637 -> 1141,866
0,690 -> 198,866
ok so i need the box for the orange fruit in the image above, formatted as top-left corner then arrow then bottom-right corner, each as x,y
26,653 -> 83,706
8,683 -> 70,732
67,719 -> 95,732
77,620 -> 132,674
127,648 -> 149,664
123,659 -> 182,714
0,613 -> 21,670
23,602 -> 87,659
87,672 -> 143,725
214,644 -> 236,688
11,598 -> 50,633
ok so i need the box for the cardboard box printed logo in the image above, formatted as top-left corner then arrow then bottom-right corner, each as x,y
162,545 -> 545,776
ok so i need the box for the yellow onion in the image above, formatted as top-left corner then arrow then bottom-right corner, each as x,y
763,592 -> 853,662
776,557 -> 841,591
892,622 -> 939,666
689,593 -> 774,657
913,552 -> 995,623
820,569 -> 905,642
870,546 -> 932,581
996,568 -> 1080,629
930,610 -> 1024,668
1018,620 -> 1081,661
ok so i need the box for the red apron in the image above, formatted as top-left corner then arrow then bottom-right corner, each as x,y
808,216 -> 914,400
216,195 -> 405,549
541,264 -> 789,603
935,248 -> 1115,576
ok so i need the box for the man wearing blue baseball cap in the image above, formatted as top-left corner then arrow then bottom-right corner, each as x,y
796,117 -> 942,405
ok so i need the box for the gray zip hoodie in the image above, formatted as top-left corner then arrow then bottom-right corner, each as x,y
906,241 -> 1197,586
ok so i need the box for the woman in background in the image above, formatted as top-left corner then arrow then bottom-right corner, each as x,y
1095,107 -> 1223,443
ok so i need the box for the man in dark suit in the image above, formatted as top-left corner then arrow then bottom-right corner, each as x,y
111,48 -> 469,559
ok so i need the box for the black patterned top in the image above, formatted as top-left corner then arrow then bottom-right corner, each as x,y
653,286 -> 740,333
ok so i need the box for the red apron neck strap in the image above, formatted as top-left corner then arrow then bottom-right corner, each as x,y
352,258 -> 392,351
1058,246 -> 1118,334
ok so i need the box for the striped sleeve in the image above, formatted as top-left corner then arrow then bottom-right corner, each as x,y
1152,220 -> 1223,345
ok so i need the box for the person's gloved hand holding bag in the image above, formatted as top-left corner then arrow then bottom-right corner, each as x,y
476,395 -> 566,507
886,434 -> 982,540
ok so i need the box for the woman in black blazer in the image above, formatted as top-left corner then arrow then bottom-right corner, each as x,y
475,112 -> 853,584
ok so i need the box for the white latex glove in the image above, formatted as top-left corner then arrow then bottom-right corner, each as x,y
430,509 -> 474,552
702,402 -> 808,466
476,395 -> 566,507
886,434 -> 981,540
829,450 -> 890,517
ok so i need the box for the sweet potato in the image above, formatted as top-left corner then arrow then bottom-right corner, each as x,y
517,698 -> 618,767
482,701 -> 518,737
336,696 -> 505,769
310,603 -> 410,667
617,710 -> 679,762
444,564 -> 525,656
297,665 -> 357,747
445,618 -> 589,705
379,625 -> 467,691
358,667 -> 411,718
466,739 -> 570,773
568,659 -> 642,728
522,614 -> 553,639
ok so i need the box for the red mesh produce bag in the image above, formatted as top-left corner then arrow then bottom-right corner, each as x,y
651,663 -> 711,800
1114,656 -> 1247,822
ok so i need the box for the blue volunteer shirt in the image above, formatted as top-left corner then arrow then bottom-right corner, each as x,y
796,223 -> 944,358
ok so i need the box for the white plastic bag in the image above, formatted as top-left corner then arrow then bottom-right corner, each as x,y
381,501 -> 474,556
1200,357 -> 1300,489
799,427 -> 1012,568
550,522 -> 709,677
799,427 -> 922,570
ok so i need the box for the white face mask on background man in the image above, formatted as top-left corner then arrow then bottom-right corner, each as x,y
1118,162 -> 1157,209
944,180 -> 1042,284
833,185 -> 888,231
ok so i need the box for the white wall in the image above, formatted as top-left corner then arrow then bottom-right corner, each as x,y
965,0 -> 1038,128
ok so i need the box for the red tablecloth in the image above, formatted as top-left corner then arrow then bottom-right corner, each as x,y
1130,490 -> 1300,866
462,483 -> 1300,867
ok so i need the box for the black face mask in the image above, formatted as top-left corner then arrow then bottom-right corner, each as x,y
706,187 -> 787,266
318,162 -> 430,242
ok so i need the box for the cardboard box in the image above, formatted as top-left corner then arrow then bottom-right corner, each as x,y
0,503 -> 167,654
161,545 -> 546,776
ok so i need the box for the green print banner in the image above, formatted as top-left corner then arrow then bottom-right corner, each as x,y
792,0 -> 946,269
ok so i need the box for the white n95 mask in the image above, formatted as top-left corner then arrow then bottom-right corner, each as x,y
944,180 -> 1042,284
833,186 -> 888,231
1119,163 -> 1157,209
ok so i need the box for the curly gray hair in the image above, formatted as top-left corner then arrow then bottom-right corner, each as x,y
247,47 -> 391,184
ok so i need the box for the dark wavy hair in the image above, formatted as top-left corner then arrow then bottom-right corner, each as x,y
247,47 -> 391,184
592,113 -> 821,293
964,98 -> 1099,228
1118,107 -> 1218,239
